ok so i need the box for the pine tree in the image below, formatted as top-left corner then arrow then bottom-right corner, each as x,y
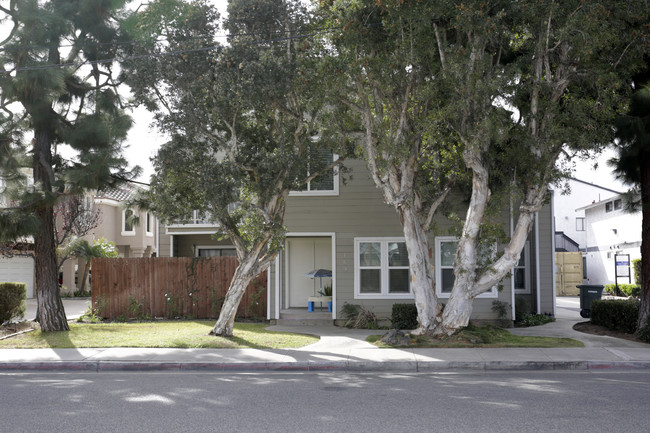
0,0 -> 137,331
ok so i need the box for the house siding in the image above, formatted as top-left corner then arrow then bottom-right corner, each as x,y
158,158 -> 555,323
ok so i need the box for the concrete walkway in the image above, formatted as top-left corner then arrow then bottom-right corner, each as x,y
2,297 -> 649,372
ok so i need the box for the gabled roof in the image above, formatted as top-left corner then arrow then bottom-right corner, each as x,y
566,177 -> 622,195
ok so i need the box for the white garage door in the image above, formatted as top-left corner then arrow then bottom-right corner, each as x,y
0,256 -> 35,298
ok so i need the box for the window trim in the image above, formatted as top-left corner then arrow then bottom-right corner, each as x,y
354,237 -> 413,299
434,237 -> 498,299
614,199 -> 622,210
514,242 -> 531,294
195,245 -> 237,258
145,212 -> 154,237
289,153 -> 340,197
575,217 -> 585,231
121,209 -> 136,237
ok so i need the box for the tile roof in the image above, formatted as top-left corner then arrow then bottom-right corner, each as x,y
95,185 -> 136,202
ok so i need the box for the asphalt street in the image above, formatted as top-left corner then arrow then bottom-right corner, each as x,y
1,370 -> 649,433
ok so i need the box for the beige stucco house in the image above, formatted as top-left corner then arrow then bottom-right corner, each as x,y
60,186 -> 157,294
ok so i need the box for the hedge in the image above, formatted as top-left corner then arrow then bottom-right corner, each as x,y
0,282 -> 27,323
604,284 -> 640,298
391,303 -> 418,330
633,258 -> 642,285
590,299 -> 640,334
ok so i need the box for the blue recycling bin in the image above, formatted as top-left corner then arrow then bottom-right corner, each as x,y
577,284 -> 604,318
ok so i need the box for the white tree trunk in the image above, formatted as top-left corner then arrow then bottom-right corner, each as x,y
399,205 -> 441,334
439,184 -> 547,335
210,252 -> 266,337
437,150 -> 490,335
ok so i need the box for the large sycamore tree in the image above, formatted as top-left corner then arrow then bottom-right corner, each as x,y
320,0 -> 647,335
126,0 -> 347,336
318,0 -> 464,334
0,0 -> 136,331
439,0 -> 648,334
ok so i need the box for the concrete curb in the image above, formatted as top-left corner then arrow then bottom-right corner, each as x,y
2,360 -> 650,372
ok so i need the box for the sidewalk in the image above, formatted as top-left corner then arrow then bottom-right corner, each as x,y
2,297 -> 650,372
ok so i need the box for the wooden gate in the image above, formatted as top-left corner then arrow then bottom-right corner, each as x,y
91,257 -> 267,320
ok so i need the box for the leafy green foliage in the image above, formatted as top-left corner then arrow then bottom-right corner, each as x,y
604,284 -> 641,298
0,282 -> 26,323
633,259 -> 642,285
0,1 -> 139,330
125,0 -> 348,258
391,304 -> 418,330
518,314 -> 554,327
590,299 -> 640,334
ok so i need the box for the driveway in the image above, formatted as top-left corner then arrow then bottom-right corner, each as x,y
23,297 -> 90,321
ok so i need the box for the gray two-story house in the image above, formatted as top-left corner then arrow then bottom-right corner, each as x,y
157,158 -> 556,324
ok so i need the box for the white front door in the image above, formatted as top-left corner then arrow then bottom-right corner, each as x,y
286,237 -> 332,308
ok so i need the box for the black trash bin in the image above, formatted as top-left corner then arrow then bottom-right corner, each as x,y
577,284 -> 604,318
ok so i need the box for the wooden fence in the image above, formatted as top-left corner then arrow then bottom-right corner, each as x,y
91,257 -> 267,320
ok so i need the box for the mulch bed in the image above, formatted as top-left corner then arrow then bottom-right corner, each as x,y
0,321 -> 39,339
573,321 -> 648,345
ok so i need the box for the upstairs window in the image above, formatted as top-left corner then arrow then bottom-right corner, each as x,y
576,217 -> 585,231
146,212 -> 153,235
290,149 -> 339,196
614,199 -> 622,210
122,209 -> 135,236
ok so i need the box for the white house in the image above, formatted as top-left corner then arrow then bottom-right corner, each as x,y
553,178 -> 620,252
577,194 -> 641,286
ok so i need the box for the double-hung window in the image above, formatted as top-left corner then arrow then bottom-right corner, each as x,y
290,148 -> 339,196
435,237 -> 497,298
355,238 -> 411,298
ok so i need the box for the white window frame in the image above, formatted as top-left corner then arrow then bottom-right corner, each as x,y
435,237 -> 498,299
145,212 -> 154,237
289,153 -> 339,197
514,242 -> 531,294
121,209 -> 136,237
354,237 -> 412,299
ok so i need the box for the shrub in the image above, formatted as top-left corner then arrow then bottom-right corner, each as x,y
391,303 -> 418,330
341,303 -> 379,329
515,295 -> 532,322
0,282 -> 27,323
633,258 -> 642,285
519,313 -> 554,327
590,299 -> 640,334
603,284 -> 640,298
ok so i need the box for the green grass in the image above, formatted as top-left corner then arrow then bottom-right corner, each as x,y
0,321 -> 319,349
368,325 -> 584,348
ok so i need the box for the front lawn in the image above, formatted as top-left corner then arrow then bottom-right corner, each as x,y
369,325 -> 584,348
0,321 -> 319,349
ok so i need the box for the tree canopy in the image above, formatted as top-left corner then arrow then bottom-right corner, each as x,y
0,0 -> 138,331
124,0 -> 351,335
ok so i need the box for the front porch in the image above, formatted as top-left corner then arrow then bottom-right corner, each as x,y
271,308 -> 334,327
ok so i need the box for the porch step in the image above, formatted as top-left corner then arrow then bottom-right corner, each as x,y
274,309 -> 334,327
